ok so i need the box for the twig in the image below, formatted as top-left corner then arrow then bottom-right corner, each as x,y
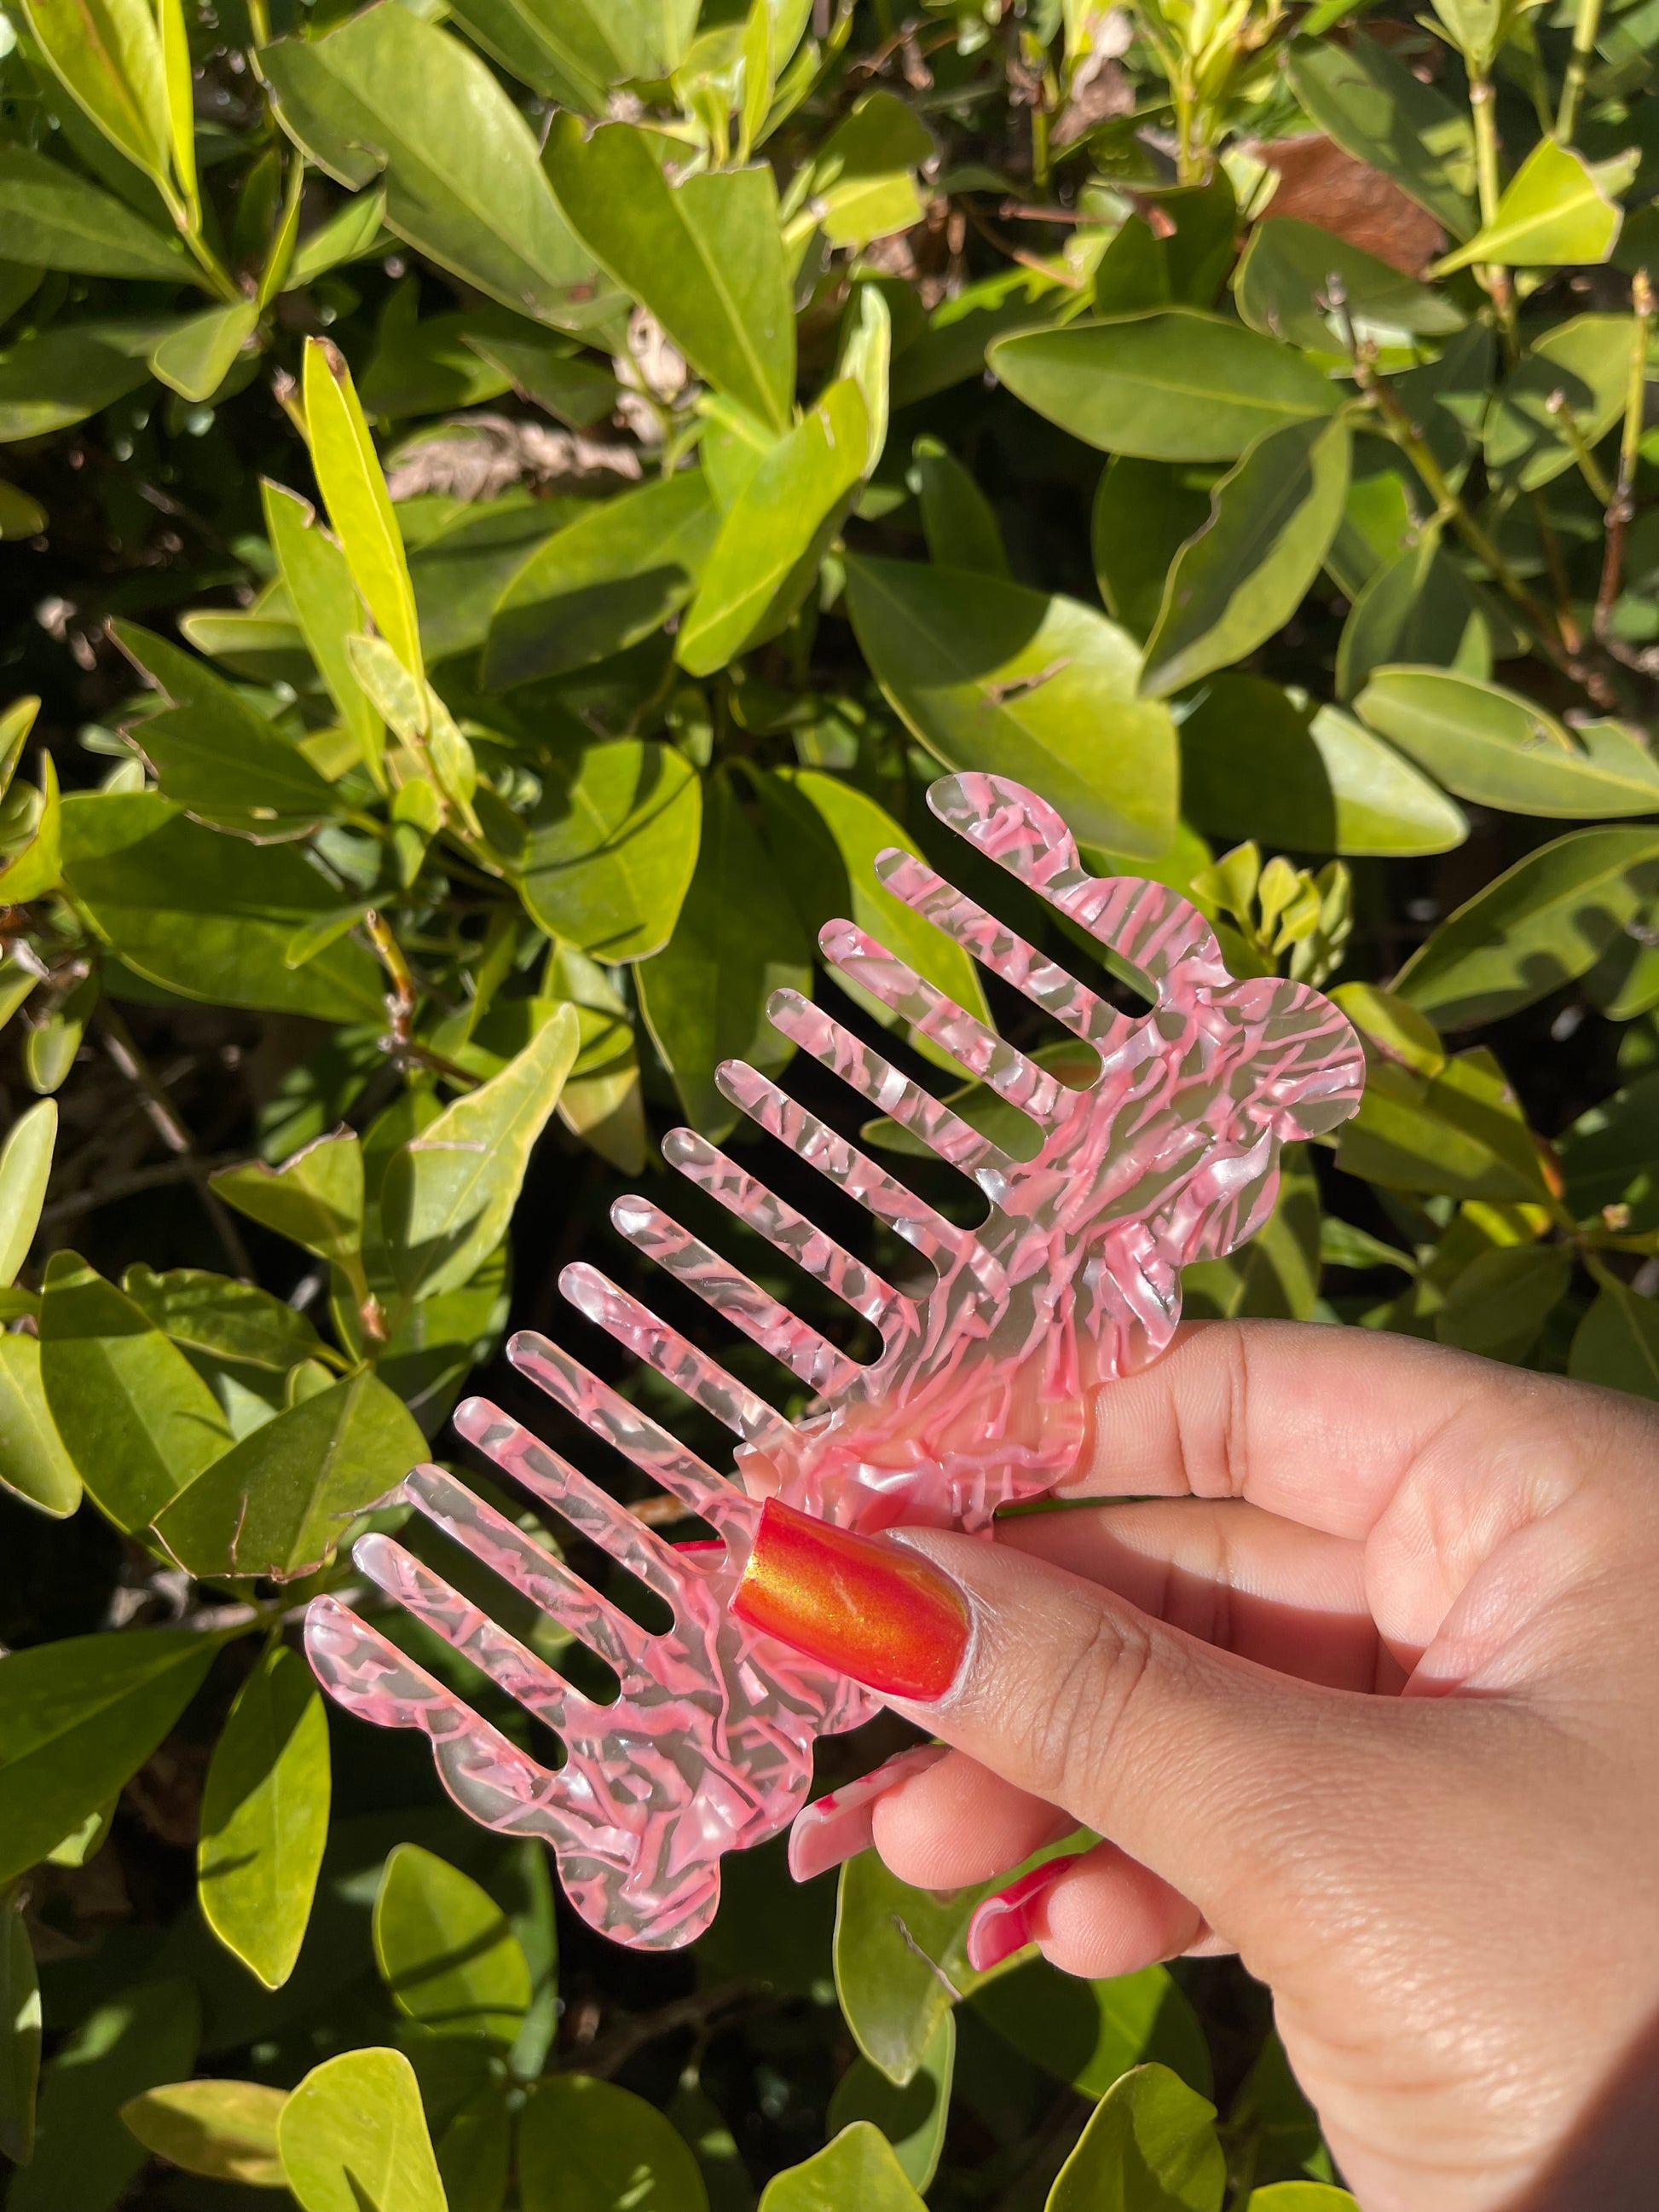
95,1007 -> 254,1279
362,910 -> 480,1088
1558,0 -> 1605,141
1546,390 -> 1614,505
562,1984 -> 766,2079
38,1154 -> 244,1229
1596,270 -> 1653,642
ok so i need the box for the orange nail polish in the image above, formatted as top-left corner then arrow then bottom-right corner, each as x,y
732,1499 -> 969,1701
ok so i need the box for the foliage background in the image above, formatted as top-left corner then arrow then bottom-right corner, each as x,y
1,0 -> 1658,2201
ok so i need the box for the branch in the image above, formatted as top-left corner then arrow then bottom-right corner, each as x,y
95,1008 -> 255,1279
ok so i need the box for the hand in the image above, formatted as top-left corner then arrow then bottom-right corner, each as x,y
731,1322 -> 1659,2212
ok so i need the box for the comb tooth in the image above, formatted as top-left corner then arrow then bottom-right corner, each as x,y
508,1331 -> 758,1539
873,849 -> 1127,1052
819,920 -> 1066,1123
765,990 -> 1009,1180
402,1464 -> 667,1687
353,1531 -> 595,1727
455,1397 -> 697,1593
714,1061 -> 1008,1298
660,1129 -> 911,1343
606,1198 -> 860,1398
559,1262 -> 796,1453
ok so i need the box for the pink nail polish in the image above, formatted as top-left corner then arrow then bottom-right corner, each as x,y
786,1744 -> 948,1883
965,1860 -> 1066,1974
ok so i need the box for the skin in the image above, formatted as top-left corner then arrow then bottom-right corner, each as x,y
858,1320 -> 1659,2212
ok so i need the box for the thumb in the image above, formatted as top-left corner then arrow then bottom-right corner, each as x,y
732,1497 -> 1434,1943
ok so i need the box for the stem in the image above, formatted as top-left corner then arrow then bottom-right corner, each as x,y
1547,390 -> 1614,503
1467,73 -> 1519,355
1529,490 -> 1583,652
95,1005 -> 255,1279
1557,0 -> 1604,142
1595,269 -> 1653,639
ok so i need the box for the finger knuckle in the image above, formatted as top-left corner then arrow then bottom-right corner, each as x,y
1019,1605 -> 1161,1813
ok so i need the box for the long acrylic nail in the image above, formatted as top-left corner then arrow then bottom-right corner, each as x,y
787,1744 -> 948,1883
965,1861 -> 1066,1974
731,1499 -> 970,1701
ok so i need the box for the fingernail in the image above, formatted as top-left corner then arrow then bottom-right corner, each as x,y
731,1499 -> 970,1701
965,1862 -> 1066,1974
787,1744 -> 948,1883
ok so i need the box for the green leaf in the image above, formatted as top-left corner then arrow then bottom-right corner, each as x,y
989,309 -> 1339,463
373,1843 -> 531,2047
38,1250 -> 232,1531
1570,1276 -> 1659,1399
61,792 -> 385,1021
155,1367 -> 425,1580
288,186 -> 389,288
0,319 -> 158,442
121,2078 -> 290,2187
436,2081 -> 512,2212
546,119 -> 793,430
636,771 -> 811,1138
9,1981 -> 199,2212
212,1129 -> 367,1280
827,2013 -> 953,2194
1181,675 -> 1465,856
1234,217 -> 1465,355
464,331 -> 618,431
837,280 -> 891,472
263,478 -> 381,770
0,748 -> 61,904
279,2047 -> 447,2212
1092,457 -> 1213,640
112,617 -> 341,835
847,555 -> 1179,858
757,765 -> 996,1073
518,2072 -> 710,2210
0,1631 -> 224,1884
408,494 -> 576,662
1140,416 -> 1351,697
199,1643 -> 332,1991
485,471 -> 719,688
1335,528 -> 1501,700
1045,2064 -> 1226,2212
1337,1047 -> 1549,1202
1356,668 -> 1659,817
757,2122 -> 924,2212
974,1959 -> 1211,2099
0,147 -> 187,280
0,1892 -> 40,2164
834,1850 -> 1006,2088
379,1003 -> 579,1301
304,335 -> 420,678
910,435 -> 1008,577
149,301 -> 259,404
0,1096 -> 55,1287
1436,1240 -> 1571,1360
1394,827 -> 1659,1029
1483,313 -> 1633,493
0,1333 -> 81,1520
678,379 -> 869,675
1436,139 -> 1630,274
262,5 -> 616,336
1557,1071 -> 1659,1230
444,0 -> 697,112
806,90 -> 934,248
1285,35 -> 1477,240
18,0 -> 170,187
124,1263 -> 331,1373
516,740 -> 702,962
1246,2192 -> 1357,2210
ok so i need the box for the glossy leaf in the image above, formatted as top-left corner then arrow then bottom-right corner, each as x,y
990,309 -> 1340,463
1285,35 -> 1477,239
378,1003 -> 580,1301
1557,1071 -> 1659,1231
373,1843 -> 531,2047
518,2071 -> 710,2210
0,1334 -> 81,1520
445,0 -> 697,112
758,2122 -> 923,2212
486,471 -> 719,688
678,379 -> 870,675
637,773 -> 810,1138
827,2013 -> 954,2193
1246,2189 -> 1359,2209
262,5 -> 614,335
1436,1241 -> 1571,1360
516,740 -> 702,962
807,90 -> 934,248
38,1250 -> 231,1530
0,1096 -> 55,1288
10,1981 -> 199,2212
545,118 -> 794,428
18,0 -> 171,187
150,301 -> 258,404
304,336 -> 420,678
834,1850 -> 1001,2087
121,2078 -> 290,2186
279,2047 -> 447,2212
1357,669 -> 1659,817
1570,1277 -> 1659,1400
1045,2064 -> 1226,2212
1092,456 -> 1214,639
0,147 -> 187,280
1335,530 -> 1500,700
124,1263 -> 330,1375
1394,827 -> 1659,1029
910,435 -> 1008,576
1436,139 -> 1629,274
0,1631 -> 223,1883
263,478 -> 381,772
1337,1047 -> 1550,1201
199,1643 -> 332,1990
0,320 -> 158,442
436,2081 -> 512,2212
974,1959 -> 1211,2099
1140,416 -> 1351,696
155,1368 -> 425,1579
213,1129 -> 367,1277
1483,314 -> 1633,493
0,750 -> 61,904
1234,217 -> 1464,354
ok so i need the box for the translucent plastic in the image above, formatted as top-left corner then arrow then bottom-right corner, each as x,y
307,773 -> 1365,1949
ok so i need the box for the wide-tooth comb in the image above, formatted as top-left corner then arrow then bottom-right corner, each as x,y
307,773 -> 1366,1949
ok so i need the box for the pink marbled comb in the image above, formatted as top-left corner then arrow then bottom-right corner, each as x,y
305,774 -> 1365,1949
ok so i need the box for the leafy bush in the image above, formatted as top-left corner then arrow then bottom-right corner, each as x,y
1,0 -> 1656,2200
